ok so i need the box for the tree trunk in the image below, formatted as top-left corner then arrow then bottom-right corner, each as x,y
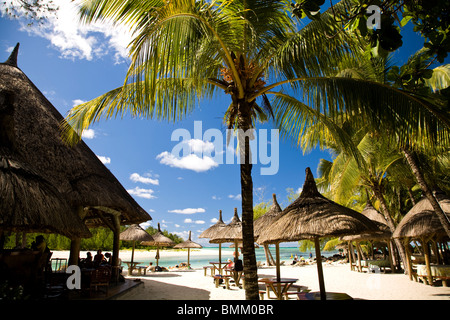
263,244 -> 276,266
238,100 -> 259,300
371,184 -> 408,272
402,148 -> 450,239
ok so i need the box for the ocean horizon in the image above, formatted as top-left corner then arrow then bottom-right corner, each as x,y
124,246 -> 340,269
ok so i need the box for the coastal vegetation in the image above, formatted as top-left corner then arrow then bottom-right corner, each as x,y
1,225 -> 183,251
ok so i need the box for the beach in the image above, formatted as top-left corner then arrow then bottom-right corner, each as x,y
51,250 -> 450,300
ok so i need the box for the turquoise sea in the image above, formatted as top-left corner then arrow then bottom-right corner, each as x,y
124,247 -> 339,269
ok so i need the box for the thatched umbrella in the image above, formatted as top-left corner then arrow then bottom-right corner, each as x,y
254,194 -> 282,236
254,193 -> 282,266
210,208 -> 249,284
258,167 -> 379,300
393,191 -> 450,284
210,208 -> 244,262
199,210 -> 227,263
141,223 -> 175,267
173,231 -> 202,268
120,224 -> 153,271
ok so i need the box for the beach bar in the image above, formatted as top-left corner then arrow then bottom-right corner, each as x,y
0,45 -> 151,298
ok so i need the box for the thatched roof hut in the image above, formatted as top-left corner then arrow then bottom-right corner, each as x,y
393,191 -> 449,240
120,224 -> 153,271
173,231 -> 202,250
257,168 -> 379,243
0,152 -> 91,238
258,167 -> 379,300
142,223 -> 176,247
210,208 -> 243,243
141,223 -> 175,267
392,191 -> 450,284
120,224 -> 154,242
174,231 -> 202,268
341,201 -> 391,241
199,210 -> 227,263
254,193 -> 282,237
340,202 -> 394,272
199,210 -> 226,239
0,44 -> 151,231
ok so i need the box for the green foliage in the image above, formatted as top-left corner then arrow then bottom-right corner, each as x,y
291,0 -> 325,20
2,225 -> 183,251
253,200 -> 271,220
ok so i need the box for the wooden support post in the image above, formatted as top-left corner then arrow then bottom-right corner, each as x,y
112,213 -> 121,281
69,206 -> 85,266
387,240 -> 395,273
422,239 -> 433,286
314,237 -> 326,301
69,238 -> 81,266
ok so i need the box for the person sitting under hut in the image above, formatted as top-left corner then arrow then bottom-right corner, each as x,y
93,249 -> 105,267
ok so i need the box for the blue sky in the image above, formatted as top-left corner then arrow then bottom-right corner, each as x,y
0,1 -> 430,246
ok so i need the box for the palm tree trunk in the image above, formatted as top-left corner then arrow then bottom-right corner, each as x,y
401,148 -> 450,239
371,184 -> 408,272
238,100 -> 259,300
263,244 -> 276,266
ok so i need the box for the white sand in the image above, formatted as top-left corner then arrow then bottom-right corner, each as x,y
51,250 -> 450,300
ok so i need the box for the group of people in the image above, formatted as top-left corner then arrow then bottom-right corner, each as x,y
79,250 -> 118,269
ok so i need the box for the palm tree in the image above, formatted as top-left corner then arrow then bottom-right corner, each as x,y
63,0 -> 355,300
63,1 -> 449,297
274,43 -> 450,239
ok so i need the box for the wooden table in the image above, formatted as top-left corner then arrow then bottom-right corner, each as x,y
209,261 -> 226,275
258,277 -> 298,300
417,264 -> 450,286
123,261 -> 141,275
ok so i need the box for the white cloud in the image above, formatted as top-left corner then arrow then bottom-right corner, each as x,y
139,221 -> 152,229
3,0 -> 132,63
212,195 -> 221,200
156,152 -> 218,173
72,99 -> 86,107
228,194 -> 242,200
127,187 -> 156,199
168,208 -> 205,214
82,128 -> 95,139
97,155 -> 111,164
186,139 -> 215,153
183,218 -> 205,224
130,173 -> 159,185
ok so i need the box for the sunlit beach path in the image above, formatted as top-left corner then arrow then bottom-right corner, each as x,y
117,263 -> 450,300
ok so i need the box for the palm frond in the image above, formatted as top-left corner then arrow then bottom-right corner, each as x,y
424,65 -> 450,92
287,77 -> 450,150
62,77 -> 211,143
